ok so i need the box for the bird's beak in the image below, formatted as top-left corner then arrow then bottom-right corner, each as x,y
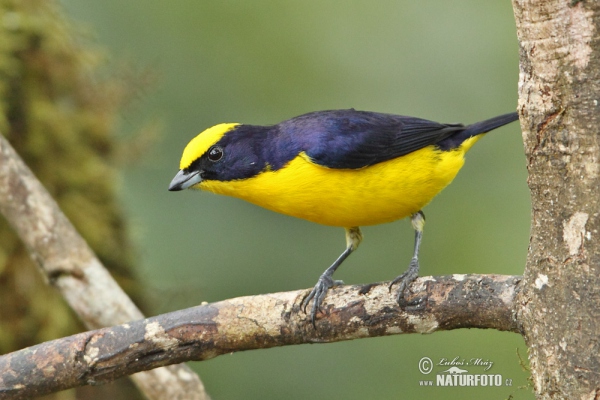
168,169 -> 202,191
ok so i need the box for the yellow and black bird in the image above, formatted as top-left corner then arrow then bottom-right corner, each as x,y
169,109 -> 518,324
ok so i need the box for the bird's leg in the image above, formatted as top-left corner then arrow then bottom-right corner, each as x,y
390,211 -> 425,305
302,227 -> 362,326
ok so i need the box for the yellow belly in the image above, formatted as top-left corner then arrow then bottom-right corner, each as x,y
199,140 -> 477,227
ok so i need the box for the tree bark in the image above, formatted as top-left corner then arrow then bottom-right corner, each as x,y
0,274 -> 521,399
512,0 -> 600,398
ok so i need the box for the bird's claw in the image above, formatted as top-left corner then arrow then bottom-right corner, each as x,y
389,258 -> 419,306
301,274 -> 343,327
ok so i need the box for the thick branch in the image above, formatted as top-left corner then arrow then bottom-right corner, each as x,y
0,274 -> 521,399
0,134 -> 208,399
512,1 -> 600,399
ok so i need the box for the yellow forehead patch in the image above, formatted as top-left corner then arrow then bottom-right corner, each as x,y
179,123 -> 240,169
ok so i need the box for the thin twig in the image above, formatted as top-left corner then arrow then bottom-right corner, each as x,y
0,134 -> 209,400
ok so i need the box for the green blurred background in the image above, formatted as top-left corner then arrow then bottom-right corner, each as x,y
59,1 -> 531,399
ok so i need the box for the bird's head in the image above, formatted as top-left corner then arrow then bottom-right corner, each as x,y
168,123 -> 240,191
169,122 -> 278,192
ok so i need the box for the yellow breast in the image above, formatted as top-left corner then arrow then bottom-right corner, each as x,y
199,137 -> 479,227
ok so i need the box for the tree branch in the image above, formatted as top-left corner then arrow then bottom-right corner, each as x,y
0,274 -> 521,399
0,134 -> 209,399
512,0 -> 600,398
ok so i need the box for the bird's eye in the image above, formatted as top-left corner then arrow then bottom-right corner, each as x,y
207,146 -> 223,162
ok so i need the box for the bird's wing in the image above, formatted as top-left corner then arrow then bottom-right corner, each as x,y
280,110 -> 464,169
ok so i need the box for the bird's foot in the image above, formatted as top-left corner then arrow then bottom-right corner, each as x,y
301,274 -> 344,327
389,257 -> 420,307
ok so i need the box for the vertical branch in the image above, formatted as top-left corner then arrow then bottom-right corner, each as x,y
0,134 -> 209,400
512,1 -> 600,398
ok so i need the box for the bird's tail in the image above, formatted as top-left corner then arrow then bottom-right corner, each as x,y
437,112 -> 519,151
461,112 -> 519,138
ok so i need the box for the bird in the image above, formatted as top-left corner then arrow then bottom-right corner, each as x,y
169,109 -> 519,325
